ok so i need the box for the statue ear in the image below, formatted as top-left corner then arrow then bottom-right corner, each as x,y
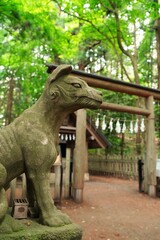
47,64 -> 72,83
50,91 -> 60,102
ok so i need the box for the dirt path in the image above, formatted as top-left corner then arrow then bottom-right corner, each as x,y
61,176 -> 160,240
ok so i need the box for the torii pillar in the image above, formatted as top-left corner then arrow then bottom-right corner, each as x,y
144,95 -> 157,197
73,109 -> 87,203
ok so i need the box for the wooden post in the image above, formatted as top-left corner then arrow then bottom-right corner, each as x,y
54,155 -> 61,202
73,109 -> 86,203
144,96 -> 157,197
84,141 -> 89,181
22,173 -> 27,198
64,148 -> 71,198
9,178 -> 17,207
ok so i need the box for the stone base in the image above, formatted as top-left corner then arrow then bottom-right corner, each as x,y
84,173 -> 90,182
0,215 -> 82,240
72,188 -> 83,203
148,185 -> 156,197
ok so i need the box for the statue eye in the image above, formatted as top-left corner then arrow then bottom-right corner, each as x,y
71,83 -> 81,88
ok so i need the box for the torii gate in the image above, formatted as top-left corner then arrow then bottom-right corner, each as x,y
47,64 -> 160,201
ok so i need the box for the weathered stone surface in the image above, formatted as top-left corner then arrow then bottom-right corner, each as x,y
0,215 -> 82,240
0,64 -> 102,228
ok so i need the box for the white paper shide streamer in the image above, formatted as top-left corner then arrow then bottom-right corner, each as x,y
108,118 -> 113,132
130,121 -> 134,133
115,119 -> 121,134
102,115 -> 107,130
94,115 -> 146,134
134,119 -> 138,133
140,118 -> 145,132
122,121 -> 126,133
95,113 -> 100,128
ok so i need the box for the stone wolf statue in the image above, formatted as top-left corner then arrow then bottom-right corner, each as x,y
0,64 -> 102,227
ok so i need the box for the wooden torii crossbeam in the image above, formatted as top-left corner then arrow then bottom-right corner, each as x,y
46,63 -> 160,99
46,63 -> 160,198
46,63 -> 160,116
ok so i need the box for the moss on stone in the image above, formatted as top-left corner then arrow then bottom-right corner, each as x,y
0,215 -> 82,240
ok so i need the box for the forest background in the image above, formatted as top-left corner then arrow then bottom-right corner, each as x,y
0,0 -> 160,157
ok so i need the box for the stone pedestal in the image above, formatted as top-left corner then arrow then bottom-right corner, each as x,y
0,215 -> 82,240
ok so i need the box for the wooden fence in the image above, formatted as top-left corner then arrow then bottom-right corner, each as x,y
8,155 -> 140,206
88,155 -> 140,179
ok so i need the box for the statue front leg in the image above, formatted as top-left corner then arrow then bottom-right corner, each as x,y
26,170 -> 71,227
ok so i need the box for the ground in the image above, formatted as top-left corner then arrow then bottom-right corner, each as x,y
6,176 -> 160,240
60,176 -> 160,240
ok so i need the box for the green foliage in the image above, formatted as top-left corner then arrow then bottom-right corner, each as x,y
0,0 -> 159,154
0,0 -> 66,125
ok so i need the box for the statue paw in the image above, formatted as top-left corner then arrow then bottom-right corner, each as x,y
41,210 -> 72,227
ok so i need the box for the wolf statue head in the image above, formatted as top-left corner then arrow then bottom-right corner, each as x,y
42,64 -> 103,113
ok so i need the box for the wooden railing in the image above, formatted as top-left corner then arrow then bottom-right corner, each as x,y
88,155 -> 140,179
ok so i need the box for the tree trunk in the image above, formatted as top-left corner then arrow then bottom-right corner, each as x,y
154,17 -> 160,89
5,77 -> 14,125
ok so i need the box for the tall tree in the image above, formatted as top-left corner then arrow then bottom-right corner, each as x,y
0,0 -> 67,125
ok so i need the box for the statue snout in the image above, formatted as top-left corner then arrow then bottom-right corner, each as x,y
88,87 -> 103,103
